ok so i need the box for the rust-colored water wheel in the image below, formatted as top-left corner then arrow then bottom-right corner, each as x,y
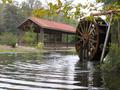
75,17 -> 110,61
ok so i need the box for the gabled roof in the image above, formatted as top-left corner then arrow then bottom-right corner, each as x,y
18,17 -> 76,34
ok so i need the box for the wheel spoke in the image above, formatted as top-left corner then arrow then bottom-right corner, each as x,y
79,22 -> 84,33
75,39 -> 83,44
90,34 -> 97,39
77,29 -> 83,36
89,27 -> 95,35
76,35 -> 83,41
89,38 -> 97,44
75,18 -> 99,61
89,41 -> 96,50
85,21 -> 88,32
88,22 -> 92,33
86,21 -> 89,32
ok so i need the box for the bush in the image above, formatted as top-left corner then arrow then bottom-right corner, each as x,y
0,32 -> 17,47
22,31 -> 36,46
37,42 -> 44,50
101,44 -> 120,90
101,44 -> 120,72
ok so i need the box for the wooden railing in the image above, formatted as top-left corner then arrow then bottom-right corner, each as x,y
44,42 -> 74,47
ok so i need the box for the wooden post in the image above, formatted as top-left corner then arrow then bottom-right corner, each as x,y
18,30 -> 25,45
100,13 -> 113,63
54,34 -> 56,49
62,33 -> 64,46
117,20 -> 120,47
67,34 -> 68,48
90,9 -> 120,16
39,28 -> 44,43
36,32 -> 39,44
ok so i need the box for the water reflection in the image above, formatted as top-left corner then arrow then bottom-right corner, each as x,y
74,61 -> 104,90
0,52 -> 104,90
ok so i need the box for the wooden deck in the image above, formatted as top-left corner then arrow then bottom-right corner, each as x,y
44,42 -> 74,49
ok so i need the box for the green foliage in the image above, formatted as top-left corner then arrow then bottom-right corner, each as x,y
20,0 -> 42,17
32,9 -> 49,18
74,3 -> 82,19
84,16 -> 94,21
68,35 -> 76,43
101,44 -> 120,90
97,0 -> 120,10
102,44 -> 120,72
1,0 -> 13,3
97,0 -> 120,20
103,71 -> 120,90
32,0 -> 79,26
37,42 -> 44,50
102,44 -> 120,90
0,32 -> 17,47
22,31 -> 36,46
97,1 -> 120,89
62,34 -> 75,43
1,4 -> 26,34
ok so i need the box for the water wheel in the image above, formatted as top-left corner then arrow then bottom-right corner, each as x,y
75,17 -> 110,61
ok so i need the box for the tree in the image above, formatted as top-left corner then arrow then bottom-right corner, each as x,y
1,2 -> 25,34
0,4 -> 5,33
24,0 -> 42,9
32,0 -> 78,26
1,0 -> 12,3
20,0 -> 42,17
97,0 -> 120,10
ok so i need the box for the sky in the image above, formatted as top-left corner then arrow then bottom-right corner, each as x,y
16,0 -> 96,5
16,0 -> 104,18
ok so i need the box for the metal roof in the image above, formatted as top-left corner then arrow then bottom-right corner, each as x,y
18,17 -> 76,34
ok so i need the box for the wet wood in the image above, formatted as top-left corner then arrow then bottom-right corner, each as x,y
91,9 -> 120,16
75,17 -> 110,61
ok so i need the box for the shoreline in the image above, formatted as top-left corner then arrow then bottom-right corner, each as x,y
0,45 -> 76,54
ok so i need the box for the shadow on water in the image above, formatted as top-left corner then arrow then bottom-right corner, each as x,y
74,60 -> 104,90
0,52 -> 118,90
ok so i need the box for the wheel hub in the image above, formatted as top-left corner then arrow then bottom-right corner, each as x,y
82,33 -> 90,43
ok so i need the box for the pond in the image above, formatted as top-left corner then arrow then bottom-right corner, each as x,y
0,52 -> 109,90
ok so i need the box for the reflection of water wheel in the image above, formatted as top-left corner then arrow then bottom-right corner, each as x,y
75,17 -> 110,61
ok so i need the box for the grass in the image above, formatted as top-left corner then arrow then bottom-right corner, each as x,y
0,45 -> 42,53
0,45 -> 76,54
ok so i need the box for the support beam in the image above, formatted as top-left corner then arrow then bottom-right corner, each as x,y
39,28 -> 44,43
117,20 -> 120,47
100,13 -> 113,63
18,30 -> 25,45
67,34 -> 68,48
36,32 -> 39,44
54,34 -> 57,48
90,9 -> 120,16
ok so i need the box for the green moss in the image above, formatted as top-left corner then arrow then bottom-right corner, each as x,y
84,16 -> 94,21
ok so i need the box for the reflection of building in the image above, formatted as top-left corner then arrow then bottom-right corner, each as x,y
18,17 -> 76,47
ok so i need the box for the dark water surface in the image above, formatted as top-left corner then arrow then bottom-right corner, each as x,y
0,52 -> 104,90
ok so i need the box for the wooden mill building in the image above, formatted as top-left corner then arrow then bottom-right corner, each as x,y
18,17 -> 76,47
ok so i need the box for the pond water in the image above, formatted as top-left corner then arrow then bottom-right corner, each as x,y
0,52 -> 104,90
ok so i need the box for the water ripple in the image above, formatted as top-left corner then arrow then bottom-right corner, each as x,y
0,53 -> 104,90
